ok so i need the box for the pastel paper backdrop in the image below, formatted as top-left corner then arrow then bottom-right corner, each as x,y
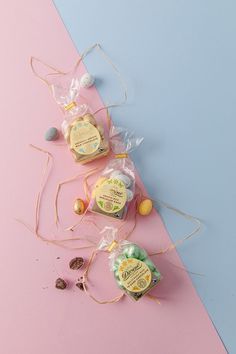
0,1 -> 226,354
54,0 -> 236,352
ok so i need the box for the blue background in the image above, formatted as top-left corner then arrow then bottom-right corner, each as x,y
54,1 -> 236,352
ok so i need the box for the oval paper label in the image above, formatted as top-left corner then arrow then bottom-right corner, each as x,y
95,178 -> 127,213
70,121 -> 101,155
118,258 -> 152,293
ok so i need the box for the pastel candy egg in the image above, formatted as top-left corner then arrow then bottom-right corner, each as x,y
138,248 -> 148,261
138,198 -> 153,216
114,254 -> 127,268
126,189 -> 134,202
144,259 -> 156,272
45,127 -> 59,141
116,174 -> 131,188
80,73 -> 95,88
112,262 -> 118,272
123,244 -> 140,259
153,270 -> 161,281
110,170 -> 122,178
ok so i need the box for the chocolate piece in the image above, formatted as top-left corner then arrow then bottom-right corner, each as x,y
55,278 -> 67,290
69,257 -> 84,270
76,282 -> 84,291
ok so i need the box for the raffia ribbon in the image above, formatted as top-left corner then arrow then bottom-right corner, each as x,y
30,43 -> 128,117
17,142 -> 202,304
115,153 -> 128,159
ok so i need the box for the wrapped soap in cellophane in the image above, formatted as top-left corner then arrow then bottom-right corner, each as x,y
98,227 -> 161,301
89,126 -> 143,220
50,73 -> 110,164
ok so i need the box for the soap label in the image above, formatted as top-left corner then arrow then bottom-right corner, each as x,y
95,178 -> 127,213
118,258 -> 151,293
70,121 -> 101,155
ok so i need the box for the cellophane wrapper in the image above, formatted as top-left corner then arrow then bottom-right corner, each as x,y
89,126 -> 143,219
49,71 -> 109,164
98,227 -> 161,301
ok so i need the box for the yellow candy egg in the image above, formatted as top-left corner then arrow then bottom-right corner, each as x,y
73,199 -> 86,215
138,199 -> 153,216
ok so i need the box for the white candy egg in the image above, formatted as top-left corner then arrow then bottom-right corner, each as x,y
80,73 -> 95,88
116,174 -> 131,188
110,170 -> 123,178
126,189 -> 134,202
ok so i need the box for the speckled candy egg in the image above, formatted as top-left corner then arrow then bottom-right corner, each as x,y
110,170 -> 122,178
138,248 -> 148,261
144,258 -> 156,272
45,127 -> 59,141
116,174 -> 131,188
113,254 -> 127,270
153,270 -> 161,281
126,189 -> 134,202
123,244 -> 140,259
80,73 -> 95,88
114,269 -> 120,279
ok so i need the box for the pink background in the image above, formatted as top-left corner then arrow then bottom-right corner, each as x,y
0,1 -> 226,353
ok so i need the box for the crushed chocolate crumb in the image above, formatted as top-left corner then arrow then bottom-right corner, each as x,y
55,278 -> 67,290
69,257 -> 84,270
76,282 -> 84,291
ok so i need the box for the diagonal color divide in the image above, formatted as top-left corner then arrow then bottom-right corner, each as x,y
0,1 -> 227,354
